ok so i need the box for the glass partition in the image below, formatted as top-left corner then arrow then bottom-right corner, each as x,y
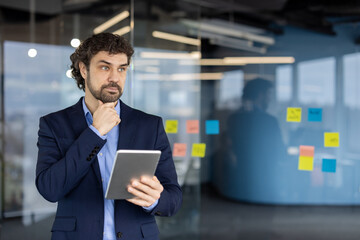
0,0 -> 202,239
3,41 -> 82,219
209,24 -> 360,205
131,1 -> 201,238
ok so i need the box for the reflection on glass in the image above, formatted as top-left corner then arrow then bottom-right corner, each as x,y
276,65 -> 292,102
216,70 -> 243,109
214,78 -> 288,202
343,52 -> 360,153
298,57 -> 335,106
4,41 -> 82,221
133,48 -> 201,239
344,52 -> 360,109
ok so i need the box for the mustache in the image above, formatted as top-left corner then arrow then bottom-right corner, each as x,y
101,82 -> 122,91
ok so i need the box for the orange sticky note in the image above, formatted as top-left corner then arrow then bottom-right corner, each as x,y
173,143 -> 187,157
299,145 -> 315,157
186,120 -> 199,134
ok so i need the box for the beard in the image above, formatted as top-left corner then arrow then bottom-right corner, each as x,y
87,76 -> 123,103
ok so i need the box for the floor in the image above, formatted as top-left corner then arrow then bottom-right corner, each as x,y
1,184 -> 360,239
200,184 -> 360,240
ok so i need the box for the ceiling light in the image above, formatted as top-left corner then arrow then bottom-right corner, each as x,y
178,57 -> 295,66
137,72 -> 223,81
28,48 -> 37,58
171,72 -> 223,80
224,57 -> 295,64
113,26 -> 131,36
179,58 -> 245,66
152,31 -> 201,46
140,51 -> 201,59
93,10 -> 130,34
66,69 -> 72,78
70,38 -> 81,48
181,19 -> 275,45
210,38 -> 266,54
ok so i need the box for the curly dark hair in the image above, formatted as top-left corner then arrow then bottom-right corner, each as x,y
70,33 -> 134,90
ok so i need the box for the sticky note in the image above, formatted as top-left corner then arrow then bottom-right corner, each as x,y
299,145 -> 315,157
322,159 -> 336,173
206,120 -> 219,135
298,156 -> 314,171
287,108 -> 302,122
324,132 -> 339,147
191,143 -> 206,158
165,120 -> 178,133
186,120 -> 199,134
173,143 -> 187,157
308,108 -> 322,122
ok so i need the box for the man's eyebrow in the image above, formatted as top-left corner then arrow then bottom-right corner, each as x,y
97,60 -> 129,67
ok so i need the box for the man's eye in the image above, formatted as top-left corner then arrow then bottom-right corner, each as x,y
101,66 -> 109,70
118,68 -> 126,72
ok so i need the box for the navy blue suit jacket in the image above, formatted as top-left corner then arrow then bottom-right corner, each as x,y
36,98 -> 182,240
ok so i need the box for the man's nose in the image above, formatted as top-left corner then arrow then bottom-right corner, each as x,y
108,69 -> 121,82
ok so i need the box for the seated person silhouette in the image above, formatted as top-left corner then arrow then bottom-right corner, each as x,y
214,78 -> 287,203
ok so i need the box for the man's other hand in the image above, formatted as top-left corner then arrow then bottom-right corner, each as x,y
126,176 -> 164,208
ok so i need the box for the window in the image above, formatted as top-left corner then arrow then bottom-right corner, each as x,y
276,65 -> 292,102
298,57 -> 335,106
216,70 -> 243,109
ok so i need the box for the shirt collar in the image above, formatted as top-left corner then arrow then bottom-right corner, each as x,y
82,98 -> 121,125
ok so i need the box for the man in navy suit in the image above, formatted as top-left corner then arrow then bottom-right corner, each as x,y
36,33 -> 182,240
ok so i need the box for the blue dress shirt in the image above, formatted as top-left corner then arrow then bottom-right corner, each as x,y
82,99 -> 157,240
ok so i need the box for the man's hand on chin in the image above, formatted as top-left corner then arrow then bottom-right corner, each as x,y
92,100 -> 120,136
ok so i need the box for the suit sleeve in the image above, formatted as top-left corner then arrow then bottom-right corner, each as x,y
149,118 -> 182,217
35,116 -> 106,202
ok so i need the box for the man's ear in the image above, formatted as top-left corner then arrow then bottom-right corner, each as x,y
79,62 -> 87,80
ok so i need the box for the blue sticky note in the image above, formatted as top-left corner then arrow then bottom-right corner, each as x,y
322,159 -> 336,173
308,108 -> 322,122
206,120 -> 219,135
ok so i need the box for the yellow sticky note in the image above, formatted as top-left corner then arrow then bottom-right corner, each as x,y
324,132 -> 339,147
191,143 -> 206,158
287,108 -> 302,122
298,156 -> 314,171
165,120 -> 178,133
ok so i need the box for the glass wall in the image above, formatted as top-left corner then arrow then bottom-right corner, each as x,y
209,24 -> 360,205
131,1 -> 201,238
2,0 -> 360,239
0,0 -> 202,239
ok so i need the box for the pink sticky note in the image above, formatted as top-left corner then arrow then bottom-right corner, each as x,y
186,120 -> 199,134
173,143 -> 187,157
299,145 -> 315,157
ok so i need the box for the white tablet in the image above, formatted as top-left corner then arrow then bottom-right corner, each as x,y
105,149 -> 161,200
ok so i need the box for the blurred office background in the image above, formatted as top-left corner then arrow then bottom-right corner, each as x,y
1,0 -> 360,239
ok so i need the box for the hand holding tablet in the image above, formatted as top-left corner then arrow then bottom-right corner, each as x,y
127,175 -> 164,207
105,150 -> 161,200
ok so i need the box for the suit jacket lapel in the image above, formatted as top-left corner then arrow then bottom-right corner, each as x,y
118,101 -> 137,150
67,97 -> 102,185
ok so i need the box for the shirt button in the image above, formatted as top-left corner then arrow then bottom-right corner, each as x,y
99,153 -> 103,156
116,232 -> 123,238
102,178 -> 104,182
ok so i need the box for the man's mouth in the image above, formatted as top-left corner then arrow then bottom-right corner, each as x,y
105,87 -> 119,92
